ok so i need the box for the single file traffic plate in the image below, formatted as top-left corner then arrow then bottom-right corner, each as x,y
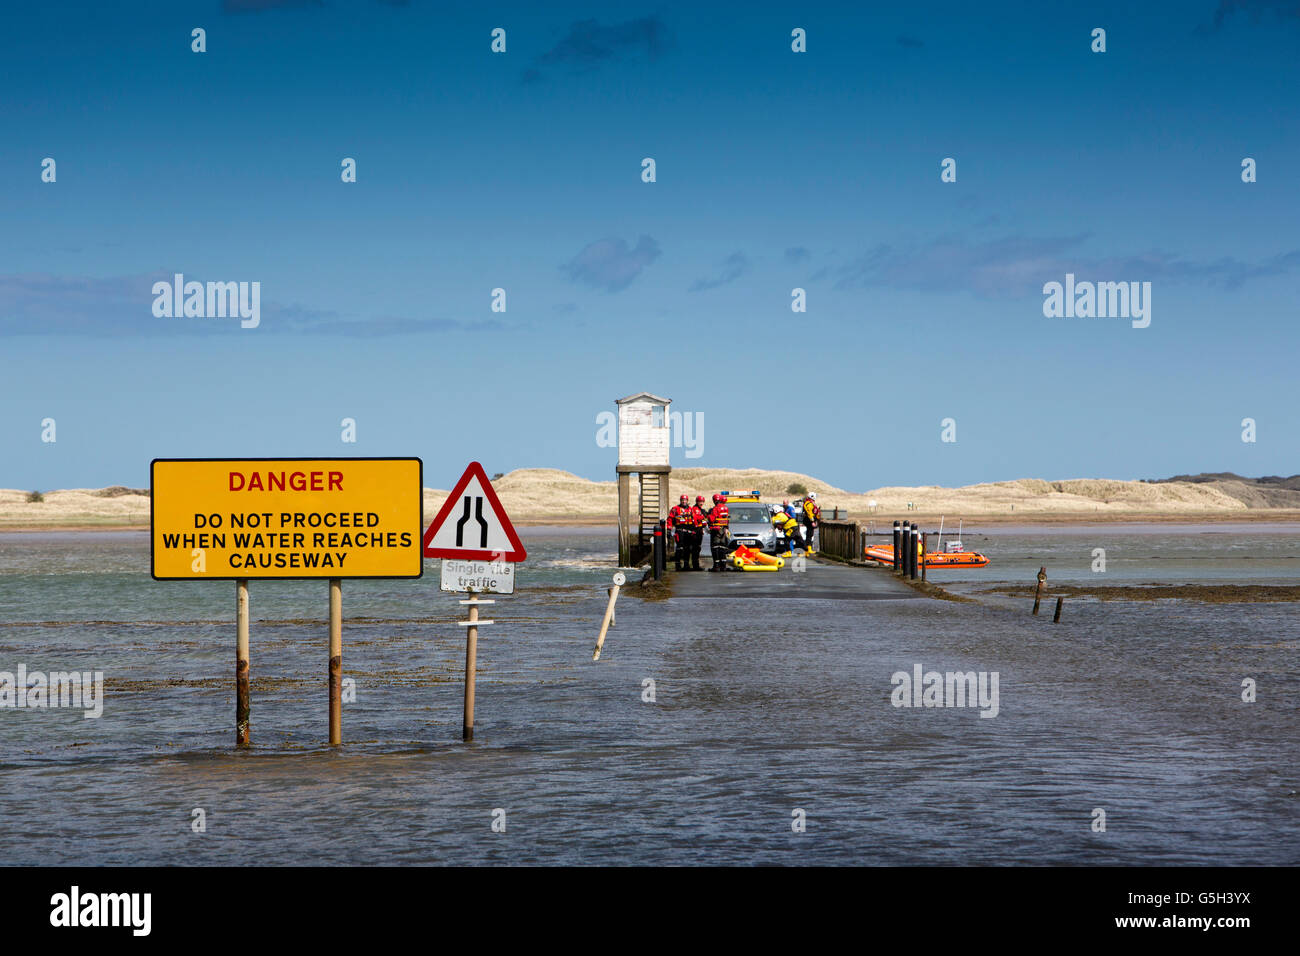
439,559 -> 515,594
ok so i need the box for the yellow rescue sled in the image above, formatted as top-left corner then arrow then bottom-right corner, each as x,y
730,544 -> 784,571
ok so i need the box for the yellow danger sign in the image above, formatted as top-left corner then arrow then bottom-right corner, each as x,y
151,458 -> 423,580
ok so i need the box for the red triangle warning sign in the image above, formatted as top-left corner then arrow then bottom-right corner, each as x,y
422,461 -> 527,562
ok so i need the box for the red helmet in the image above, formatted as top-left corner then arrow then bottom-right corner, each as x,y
695,495 -> 705,503
679,494 -> 689,503
712,493 -> 723,503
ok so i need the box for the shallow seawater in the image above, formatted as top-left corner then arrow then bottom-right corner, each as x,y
0,526 -> 1296,865
868,521 -> 1300,586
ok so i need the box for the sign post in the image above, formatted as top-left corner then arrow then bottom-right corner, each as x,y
151,457 -> 423,746
236,579 -> 250,746
458,595 -> 494,740
463,597 -> 479,740
328,578 -> 342,745
423,462 -> 526,741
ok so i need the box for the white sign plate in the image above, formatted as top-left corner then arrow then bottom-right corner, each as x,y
439,558 -> 515,594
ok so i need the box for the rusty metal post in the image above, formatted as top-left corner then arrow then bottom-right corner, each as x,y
236,579 -> 250,747
328,578 -> 342,745
1053,596 -> 1063,623
1033,567 -> 1046,615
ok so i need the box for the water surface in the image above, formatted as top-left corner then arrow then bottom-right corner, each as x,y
0,526 -> 1296,865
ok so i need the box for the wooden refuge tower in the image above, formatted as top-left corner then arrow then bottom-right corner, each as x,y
615,392 -> 672,567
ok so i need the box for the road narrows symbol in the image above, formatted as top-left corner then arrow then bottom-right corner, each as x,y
454,495 -> 489,548
455,496 -> 470,546
423,462 -> 526,561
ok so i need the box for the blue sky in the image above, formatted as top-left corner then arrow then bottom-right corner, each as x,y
2,0 -> 1297,492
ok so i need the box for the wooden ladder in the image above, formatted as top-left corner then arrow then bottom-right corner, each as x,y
637,473 -> 663,554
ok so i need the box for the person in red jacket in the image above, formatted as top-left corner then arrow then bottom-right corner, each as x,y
689,495 -> 708,570
706,493 -> 730,571
667,494 -> 693,571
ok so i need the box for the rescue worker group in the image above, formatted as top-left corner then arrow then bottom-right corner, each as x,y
666,492 -> 821,571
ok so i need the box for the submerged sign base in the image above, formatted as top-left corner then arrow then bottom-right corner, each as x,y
439,559 -> 515,594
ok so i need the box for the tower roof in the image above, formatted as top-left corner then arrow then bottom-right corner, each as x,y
615,391 -> 671,405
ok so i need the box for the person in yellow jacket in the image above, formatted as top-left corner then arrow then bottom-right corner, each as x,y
801,492 -> 821,554
771,506 -> 801,557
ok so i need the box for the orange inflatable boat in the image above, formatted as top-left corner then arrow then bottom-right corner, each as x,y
864,543 -> 989,569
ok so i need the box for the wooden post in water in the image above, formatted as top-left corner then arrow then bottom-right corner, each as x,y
593,582 -> 622,661
1032,567 -> 1046,615
1053,596 -> 1063,623
616,473 -> 632,567
458,593 -> 494,741
236,579 -> 250,747
328,578 -> 342,745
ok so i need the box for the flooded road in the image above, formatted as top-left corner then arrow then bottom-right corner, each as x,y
0,527 -> 1296,865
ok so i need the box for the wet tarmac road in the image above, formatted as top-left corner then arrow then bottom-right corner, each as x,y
667,558 -> 924,601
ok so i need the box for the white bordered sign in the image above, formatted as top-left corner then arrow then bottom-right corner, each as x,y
423,461 -> 527,562
439,558 -> 515,595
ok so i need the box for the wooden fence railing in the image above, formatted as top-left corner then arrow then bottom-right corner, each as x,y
816,519 -> 863,561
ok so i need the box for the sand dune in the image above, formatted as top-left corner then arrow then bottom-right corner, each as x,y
4,468 -> 1298,530
0,487 -> 156,529
451,469 -> 1270,522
